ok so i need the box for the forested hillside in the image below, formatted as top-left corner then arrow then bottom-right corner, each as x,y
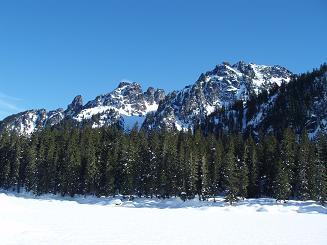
0,122 -> 326,204
205,63 -> 327,138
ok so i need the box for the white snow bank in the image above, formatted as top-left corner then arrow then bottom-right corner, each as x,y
0,191 -> 326,245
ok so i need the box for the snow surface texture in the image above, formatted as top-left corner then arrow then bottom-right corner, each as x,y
0,191 -> 326,245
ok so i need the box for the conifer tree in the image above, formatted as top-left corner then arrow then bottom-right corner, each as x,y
35,136 -> 48,195
201,154 -> 210,200
273,156 -> 291,202
261,134 -> 278,196
280,128 -> 297,196
66,129 -> 81,196
117,136 -> 132,195
148,132 -> 162,196
212,140 -> 223,199
182,131 -> 195,198
238,155 -> 249,200
80,127 -> 98,195
244,136 -> 258,197
294,132 -> 310,200
0,131 -> 11,188
18,140 -> 29,192
223,139 -> 239,204
23,144 -> 37,192
315,133 -> 327,204
167,134 -> 180,197
192,130 -> 204,199
7,135 -> 21,191
185,157 -> 199,198
205,134 -> 218,198
97,127 -> 118,196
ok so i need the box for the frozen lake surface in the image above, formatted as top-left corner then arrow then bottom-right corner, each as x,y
0,192 -> 326,245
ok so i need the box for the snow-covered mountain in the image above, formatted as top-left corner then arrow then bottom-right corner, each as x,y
2,60 -> 309,136
205,64 -> 327,138
259,68 -> 327,138
0,109 -> 65,136
73,82 -> 165,128
142,61 -> 293,131
0,82 -> 165,135
0,61 -> 295,136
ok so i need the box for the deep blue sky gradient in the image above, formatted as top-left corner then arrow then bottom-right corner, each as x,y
0,0 -> 326,119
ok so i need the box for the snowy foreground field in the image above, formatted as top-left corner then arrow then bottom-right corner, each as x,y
0,192 -> 326,245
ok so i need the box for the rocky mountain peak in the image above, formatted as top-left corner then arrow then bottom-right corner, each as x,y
144,87 -> 165,105
143,61 -> 293,131
118,81 -> 130,87
65,95 -> 83,117
116,81 -> 142,93
71,81 -> 165,128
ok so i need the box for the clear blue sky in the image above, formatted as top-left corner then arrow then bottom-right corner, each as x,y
0,0 -> 326,119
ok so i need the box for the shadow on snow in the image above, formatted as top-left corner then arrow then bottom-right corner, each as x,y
0,189 -> 326,214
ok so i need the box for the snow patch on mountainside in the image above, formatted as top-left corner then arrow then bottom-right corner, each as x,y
15,112 -> 38,135
247,93 -> 279,128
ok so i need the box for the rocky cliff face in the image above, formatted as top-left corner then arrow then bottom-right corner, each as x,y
0,108 -> 65,135
142,61 -> 292,131
74,82 -> 165,128
65,95 -> 83,117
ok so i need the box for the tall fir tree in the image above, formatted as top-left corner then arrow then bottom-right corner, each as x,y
261,134 -> 278,196
315,133 -> 327,204
213,139 -> 223,199
294,132 -> 310,200
281,128 -> 297,196
238,154 -> 249,200
223,139 -> 239,204
273,155 -> 291,202
0,131 -> 11,188
23,144 -> 37,192
244,136 -> 258,198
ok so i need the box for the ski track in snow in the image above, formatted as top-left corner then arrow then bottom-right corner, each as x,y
0,191 -> 326,245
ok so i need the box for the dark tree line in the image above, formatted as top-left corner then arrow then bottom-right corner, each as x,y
0,122 -> 326,204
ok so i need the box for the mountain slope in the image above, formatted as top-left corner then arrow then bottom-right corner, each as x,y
142,61 -> 292,131
205,64 -> 327,138
74,82 -> 165,128
0,82 -> 165,135
0,109 -> 65,136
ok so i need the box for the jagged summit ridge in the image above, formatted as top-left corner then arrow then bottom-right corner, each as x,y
74,81 -> 165,127
0,81 -> 165,135
0,61 -> 294,135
